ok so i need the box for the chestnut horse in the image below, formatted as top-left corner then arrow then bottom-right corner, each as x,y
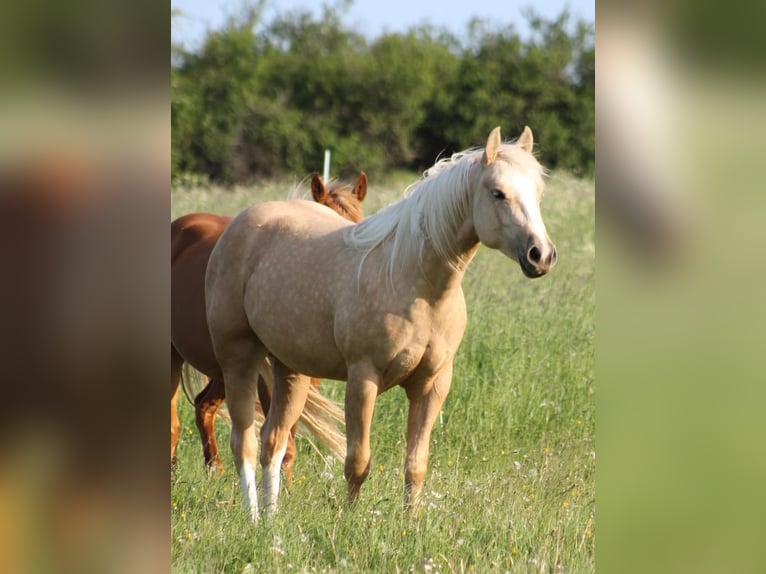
205,126 -> 557,519
171,173 -> 367,477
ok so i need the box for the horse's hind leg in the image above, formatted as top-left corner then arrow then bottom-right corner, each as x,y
170,346 -> 183,469
260,358 -> 311,514
194,378 -> 226,471
219,339 -> 267,520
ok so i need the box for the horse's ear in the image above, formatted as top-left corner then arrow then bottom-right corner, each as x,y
353,172 -> 368,203
311,172 -> 327,203
482,126 -> 502,166
517,125 -> 534,153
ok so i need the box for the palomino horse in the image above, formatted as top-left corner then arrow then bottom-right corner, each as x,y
206,127 -> 557,519
171,173 -> 367,477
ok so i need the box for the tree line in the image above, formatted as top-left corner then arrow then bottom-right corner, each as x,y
171,3 -> 594,185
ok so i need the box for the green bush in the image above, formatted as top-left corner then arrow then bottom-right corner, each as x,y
171,6 -> 594,184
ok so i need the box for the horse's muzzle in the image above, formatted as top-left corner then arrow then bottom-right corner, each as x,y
518,241 -> 557,278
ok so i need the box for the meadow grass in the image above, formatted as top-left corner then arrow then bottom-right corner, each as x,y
171,171 -> 594,573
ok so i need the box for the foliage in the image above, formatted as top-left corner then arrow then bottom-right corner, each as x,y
170,170 -> 595,572
171,4 -> 594,184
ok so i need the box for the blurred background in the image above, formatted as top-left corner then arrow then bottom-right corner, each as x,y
0,0 -> 169,572
597,1 -> 766,573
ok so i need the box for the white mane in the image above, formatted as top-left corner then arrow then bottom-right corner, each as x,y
344,149 -> 483,285
344,142 -> 544,285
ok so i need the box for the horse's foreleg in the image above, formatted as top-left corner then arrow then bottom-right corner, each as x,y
403,363 -> 453,513
170,346 -> 183,469
194,378 -> 226,471
344,371 -> 378,504
260,359 -> 311,514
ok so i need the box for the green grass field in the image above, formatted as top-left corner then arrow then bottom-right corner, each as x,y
171,171 -> 594,573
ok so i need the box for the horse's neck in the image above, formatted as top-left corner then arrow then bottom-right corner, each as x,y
417,217 -> 481,295
425,163 -> 483,284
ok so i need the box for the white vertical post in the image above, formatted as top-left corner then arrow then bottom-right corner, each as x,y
323,149 -> 331,182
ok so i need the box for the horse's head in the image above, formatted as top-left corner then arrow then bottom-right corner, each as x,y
472,126 -> 557,278
311,172 -> 368,223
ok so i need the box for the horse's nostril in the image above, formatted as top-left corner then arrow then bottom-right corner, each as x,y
528,245 -> 541,264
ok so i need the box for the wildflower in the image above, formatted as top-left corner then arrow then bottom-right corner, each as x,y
378,464 -> 385,472
562,500 -> 569,508
401,529 -> 407,537
584,528 -> 592,537
271,534 -> 286,556
511,547 -> 518,556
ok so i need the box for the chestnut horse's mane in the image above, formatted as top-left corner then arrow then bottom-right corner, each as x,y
322,181 -> 364,223
290,179 -> 364,223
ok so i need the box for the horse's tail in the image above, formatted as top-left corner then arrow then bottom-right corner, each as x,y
179,363 -> 199,406
295,385 -> 347,462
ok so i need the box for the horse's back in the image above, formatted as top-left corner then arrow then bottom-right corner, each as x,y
171,212 -> 232,378
171,213 -> 232,264
213,200 -> 351,277
242,199 -> 350,238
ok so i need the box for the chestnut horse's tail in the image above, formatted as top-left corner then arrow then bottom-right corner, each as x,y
179,363 -> 201,406
295,385 -> 347,463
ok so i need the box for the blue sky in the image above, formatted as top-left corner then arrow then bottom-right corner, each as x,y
172,0 -> 594,51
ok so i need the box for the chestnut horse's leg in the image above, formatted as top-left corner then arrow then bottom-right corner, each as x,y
260,358 -> 311,514
194,378 -> 226,471
403,363 -> 453,513
344,368 -> 379,504
170,346 -> 183,469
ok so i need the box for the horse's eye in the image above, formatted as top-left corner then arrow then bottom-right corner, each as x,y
491,188 -> 506,200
